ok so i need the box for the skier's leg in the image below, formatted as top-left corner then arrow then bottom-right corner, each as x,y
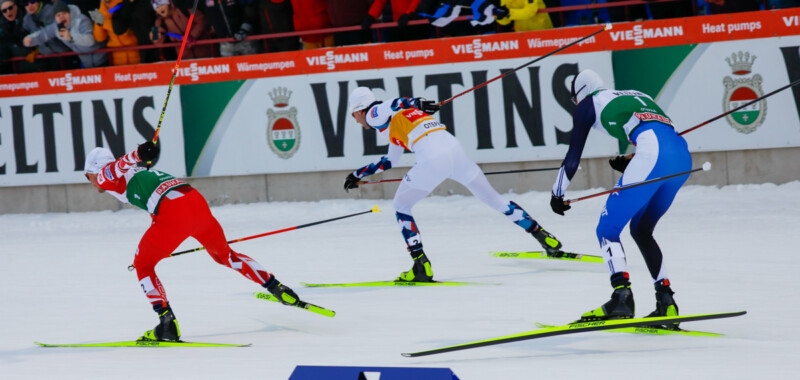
187,191 -> 273,285
392,161 -> 446,282
134,197 -> 192,341
452,147 -> 563,253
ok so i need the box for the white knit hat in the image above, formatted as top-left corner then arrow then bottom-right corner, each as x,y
348,87 -> 376,114
84,147 -> 115,174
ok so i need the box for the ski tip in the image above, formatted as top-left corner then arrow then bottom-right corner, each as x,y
401,353 -> 413,357
371,205 -> 381,213
702,161 -> 712,171
605,23 -> 613,31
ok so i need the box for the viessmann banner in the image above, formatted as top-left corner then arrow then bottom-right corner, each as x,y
1,9 -> 799,186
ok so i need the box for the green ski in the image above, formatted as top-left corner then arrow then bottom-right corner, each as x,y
402,310 -> 746,357
299,280 -> 495,288
35,340 -> 250,348
490,251 -> 603,263
253,292 -> 336,317
533,322 -> 723,337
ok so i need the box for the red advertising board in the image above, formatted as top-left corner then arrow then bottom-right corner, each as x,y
1,8 -> 798,98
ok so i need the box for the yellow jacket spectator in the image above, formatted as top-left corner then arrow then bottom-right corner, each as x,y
90,0 -> 139,65
495,0 -> 552,32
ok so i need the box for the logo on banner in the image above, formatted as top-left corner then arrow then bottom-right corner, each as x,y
608,24 -> 683,46
722,51 -> 765,134
266,87 -> 300,159
47,73 -> 102,91
177,62 -> 231,81
306,50 -> 369,71
451,38 -> 519,59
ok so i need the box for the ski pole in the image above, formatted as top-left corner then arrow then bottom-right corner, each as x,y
679,78 -> 800,136
127,205 -> 380,271
438,24 -> 611,106
150,0 -> 200,147
357,166 -> 562,185
565,162 -> 711,204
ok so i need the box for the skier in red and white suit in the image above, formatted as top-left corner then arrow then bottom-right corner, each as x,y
84,141 -> 301,342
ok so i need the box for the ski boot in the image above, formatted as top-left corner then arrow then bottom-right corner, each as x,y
396,247 -> 434,283
531,225 -> 563,256
574,272 -> 634,323
140,304 -> 181,342
265,276 -> 299,306
644,279 -> 680,330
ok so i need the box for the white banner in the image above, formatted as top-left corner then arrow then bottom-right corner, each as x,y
0,87 -> 185,187
198,52 -> 616,177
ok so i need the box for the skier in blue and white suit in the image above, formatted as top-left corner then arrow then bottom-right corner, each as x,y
550,69 -> 692,326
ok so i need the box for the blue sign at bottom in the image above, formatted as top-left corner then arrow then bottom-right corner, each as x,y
289,365 -> 460,380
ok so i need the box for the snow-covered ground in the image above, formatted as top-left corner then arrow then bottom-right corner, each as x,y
1,182 -> 798,379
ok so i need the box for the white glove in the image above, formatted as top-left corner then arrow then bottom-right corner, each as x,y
88,9 -> 105,26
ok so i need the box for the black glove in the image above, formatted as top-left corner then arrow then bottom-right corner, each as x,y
234,22 -> 252,41
493,5 -> 510,19
397,12 -> 413,28
265,277 -> 299,306
609,155 -> 631,173
137,140 -> 161,164
361,15 -> 375,31
550,192 -> 571,216
412,97 -> 441,115
344,172 -> 360,192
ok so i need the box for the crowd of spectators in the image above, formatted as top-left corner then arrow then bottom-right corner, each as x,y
1,0 -> 797,74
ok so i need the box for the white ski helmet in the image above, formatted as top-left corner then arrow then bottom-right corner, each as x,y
84,147 -> 115,174
348,87 -> 376,114
570,69 -> 605,104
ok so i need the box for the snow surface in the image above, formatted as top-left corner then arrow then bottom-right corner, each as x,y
1,182 -> 799,379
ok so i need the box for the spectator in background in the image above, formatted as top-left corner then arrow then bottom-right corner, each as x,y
768,0 -> 800,8
542,0 -> 560,27
23,1 -> 108,67
606,0 -> 647,23
648,0 -> 694,20
326,0 -> 368,46
415,0 -> 495,38
495,0 -> 553,32
0,0 -> 36,73
203,0 -> 259,57
22,0 -> 78,70
363,0 -> 429,43
256,0 -> 300,52
290,0 -> 332,50
150,0 -> 213,58
90,0 -> 140,65
705,0 -> 761,14
114,0 -> 158,63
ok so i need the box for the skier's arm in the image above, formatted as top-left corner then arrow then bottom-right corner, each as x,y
552,99 -> 595,197
352,143 -> 403,179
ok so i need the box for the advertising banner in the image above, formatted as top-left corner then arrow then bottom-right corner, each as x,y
0,87 -> 185,186
1,9 -> 799,187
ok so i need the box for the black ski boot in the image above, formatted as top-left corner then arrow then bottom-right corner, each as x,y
531,225 -> 563,256
645,279 -> 680,330
265,276 -> 300,306
397,247 -> 434,282
140,304 -> 181,341
575,272 -> 635,323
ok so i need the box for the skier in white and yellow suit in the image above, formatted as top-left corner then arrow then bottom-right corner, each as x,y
343,87 -> 564,282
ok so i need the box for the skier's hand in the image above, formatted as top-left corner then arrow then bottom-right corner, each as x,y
493,5 -> 510,20
344,172 -> 360,193
361,15 -> 375,31
550,193 -> 571,216
609,154 -> 632,173
412,97 -> 440,115
137,140 -> 161,164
